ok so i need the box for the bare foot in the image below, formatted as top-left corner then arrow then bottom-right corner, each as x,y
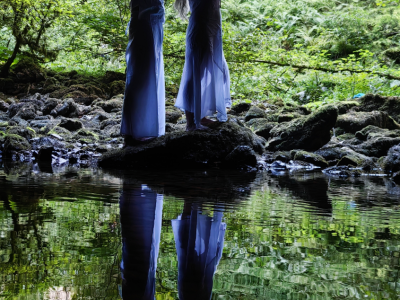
200,117 -> 216,126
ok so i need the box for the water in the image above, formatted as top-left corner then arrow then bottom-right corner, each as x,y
1,162 -> 400,300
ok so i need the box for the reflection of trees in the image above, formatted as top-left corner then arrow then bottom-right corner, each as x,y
0,169 -> 122,299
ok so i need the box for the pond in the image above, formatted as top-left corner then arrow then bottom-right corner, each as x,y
1,162 -> 400,299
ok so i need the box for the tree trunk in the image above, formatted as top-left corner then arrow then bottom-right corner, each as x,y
0,38 -> 21,78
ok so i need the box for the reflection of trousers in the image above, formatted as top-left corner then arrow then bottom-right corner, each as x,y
120,0 -> 165,138
120,185 -> 163,300
172,208 -> 226,300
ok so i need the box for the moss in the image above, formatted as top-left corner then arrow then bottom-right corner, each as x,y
336,111 -> 400,134
336,101 -> 359,114
48,126 -> 72,139
6,126 -> 36,140
0,121 -> 8,127
337,133 -> 355,141
74,129 -> 99,142
294,151 -> 328,168
4,134 -> 31,152
26,127 -> 36,138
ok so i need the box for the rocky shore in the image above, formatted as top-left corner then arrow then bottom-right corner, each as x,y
2,60 -> 400,180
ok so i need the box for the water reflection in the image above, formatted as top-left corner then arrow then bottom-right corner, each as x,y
120,183 -> 163,299
173,202 -> 225,300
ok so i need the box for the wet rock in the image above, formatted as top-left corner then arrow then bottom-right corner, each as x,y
103,125 -> 121,138
53,98 -> 77,117
165,106 -> 182,124
0,100 -> 9,112
358,94 -> 400,122
15,103 -> 37,120
8,103 -> 25,118
100,119 -> 120,130
8,116 -> 28,127
38,119 -> 61,134
30,136 -> 65,150
267,105 -> 338,151
99,121 -> 265,169
382,145 -> 400,174
6,126 -> 36,141
245,118 -> 269,130
59,118 -> 83,131
293,151 -> 328,168
224,145 -> 258,168
273,151 -> 291,163
245,106 -> 266,122
336,133 -> 356,141
323,165 -> 362,177
351,128 -> 400,157
229,102 -> 251,115
3,134 -> 31,154
335,111 -> 400,134
336,150 -> 372,167
336,101 -> 359,114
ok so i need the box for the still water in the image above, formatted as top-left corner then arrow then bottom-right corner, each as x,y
1,162 -> 400,299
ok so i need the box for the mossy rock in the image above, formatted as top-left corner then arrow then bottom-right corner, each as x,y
48,126 -> 72,139
267,104 -> 338,151
294,151 -> 328,168
0,121 -> 9,127
4,134 -> 31,153
254,122 -> 278,140
336,133 -> 355,141
103,71 -> 126,83
109,80 -> 126,97
335,111 -> 400,134
73,129 -> 99,142
336,101 -> 359,114
245,118 -> 270,131
244,106 -> 266,122
230,102 -> 251,115
358,94 -> 400,123
6,126 -> 36,140
336,151 -> 372,167
165,106 -> 182,124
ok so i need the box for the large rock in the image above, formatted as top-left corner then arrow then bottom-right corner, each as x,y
0,100 -> 9,112
335,111 -> 400,134
245,106 -> 266,122
98,121 -> 265,169
59,118 -> 83,131
293,151 -> 328,168
358,94 -> 400,122
6,126 -> 36,141
93,97 -> 123,113
3,134 -> 31,154
382,145 -> 400,174
266,105 -> 338,151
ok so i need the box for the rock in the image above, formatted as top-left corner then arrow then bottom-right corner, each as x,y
335,111 -> 400,134
165,106 -> 182,124
8,116 -> 28,127
8,103 -> 25,118
254,122 -> 278,140
98,121 -> 265,169
104,125 -> 121,138
229,102 -> 251,115
93,97 -> 123,113
15,103 -> 37,120
30,136 -> 65,150
315,143 -> 355,161
392,171 -> 400,184
323,165 -> 362,177
266,105 -> 338,151
59,118 -> 83,131
6,126 -> 36,141
336,150 -> 372,167
0,100 -> 9,112
109,80 -> 126,97
100,119 -> 120,130
224,145 -> 258,168
3,134 -> 31,154
358,94 -> 400,122
73,129 -> 99,143
293,151 -> 328,168
355,125 -> 388,141
43,98 -> 61,115
336,101 -> 359,114
382,145 -> 400,174
54,98 -> 77,117
351,127 -> 400,157
245,106 -> 266,122
103,71 -> 125,83
48,126 -> 72,139
245,118 -> 269,130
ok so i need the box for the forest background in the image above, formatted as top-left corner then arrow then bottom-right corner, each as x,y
1,0 -> 400,108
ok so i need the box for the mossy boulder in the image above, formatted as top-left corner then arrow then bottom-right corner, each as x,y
98,120 -> 265,169
165,106 -> 182,124
109,80 -> 126,97
229,102 -> 251,115
49,84 -> 105,105
336,101 -> 359,114
336,150 -> 372,167
358,94 -> 400,122
266,105 -> 338,151
10,57 -> 45,83
6,126 -> 36,140
3,134 -> 31,153
103,71 -> 125,83
293,151 -> 328,168
254,122 -> 278,140
245,118 -> 269,130
48,126 -> 72,139
93,98 -> 123,113
335,111 -> 400,134
245,106 -> 266,122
